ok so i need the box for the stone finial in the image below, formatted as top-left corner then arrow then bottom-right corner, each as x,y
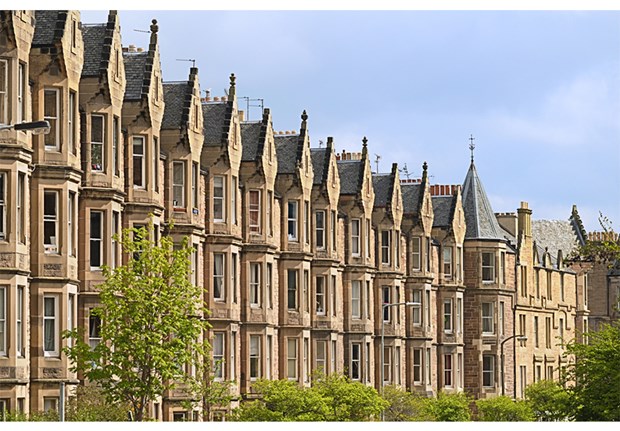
362,136 -> 368,147
422,161 -> 428,182
228,73 -> 236,99
230,73 -> 236,87
301,110 -> 308,122
150,19 -> 158,33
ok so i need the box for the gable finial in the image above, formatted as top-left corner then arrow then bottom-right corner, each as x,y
301,110 -> 308,122
422,161 -> 428,182
469,134 -> 475,163
150,19 -> 158,34
230,73 -> 236,87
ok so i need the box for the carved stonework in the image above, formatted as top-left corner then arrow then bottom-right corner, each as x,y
43,263 -> 62,277
0,252 -> 14,267
42,367 -> 62,378
0,367 -> 16,378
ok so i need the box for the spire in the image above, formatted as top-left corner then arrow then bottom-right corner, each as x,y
228,73 -> 236,99
469,134 -> 475,164
461,161 -> 504,240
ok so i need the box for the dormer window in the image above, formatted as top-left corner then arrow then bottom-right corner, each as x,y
173,161 -> 185,209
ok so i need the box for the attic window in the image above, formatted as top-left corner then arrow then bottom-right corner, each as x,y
71,18 -> 77,49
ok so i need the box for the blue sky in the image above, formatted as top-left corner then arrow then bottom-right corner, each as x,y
81,9 -> 620,232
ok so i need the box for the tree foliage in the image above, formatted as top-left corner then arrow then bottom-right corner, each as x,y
65,385 -> 131,421
564,322 -> 620,421
524,380 -> 572,421
422,391 -> 472,421
382,385 -> 431,421
569,212 -> 620,266
475,395 -> 534,421
64,224 -> 209,421
230,373 -> 387,421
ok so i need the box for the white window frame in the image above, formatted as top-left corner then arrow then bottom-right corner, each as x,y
350,343 -> 361,380
90,114 -> 105,172
482,252 -> 495,283
133,136 -> 145,188
412,290 -> 422,326
249,190 -> 261,233
316,340 -> 326,371
88,308 -> 101,350
173,161 -> 186,209
412,236 -> 421,271
213,176 -> 225,222
0,287 -> 5,356
43,295 -> 59,357
250,262 -> 261,307
304,200 -> 310,245
287,269 -> 298,310
381,230 -> 391,265
287,200 -> 298,241
0,173 -> 5,240
351,219 -> 360,256
315,276 -> 326,315
232,176 -> 237,224
44,88 -> 60,150
413,348 -> 422,384
213,332 -> 225,380
152,137 -> 159,191
383,346 -> 392,384
482,302 -> 495,335
90,210 -> 104,270
191,162 -> 198,210
17,173 -> 25,244
443,246 -> 453,280
331,210 -> 337,251
444,354 -> 453,388
112,116 -> 119,175
0,59 -> 6,126
444,299 -> 453,333
67,192 -> 74,257
482,354 -> 495,387
67,294 -> 74,348
111,211 -> 119,269
16,286 -> 24,356
287,338 -> 298,380
382,286 -> 391,322
250,334 -> 261,380
17,62 -> 25,124
351,280 -> 361,319
456,297 -> 462,334
68,91 -> 75,154
365,219 -> 371,259
43,190 -> 59,254
213,253 -> 225,302
315,210 -> 325,250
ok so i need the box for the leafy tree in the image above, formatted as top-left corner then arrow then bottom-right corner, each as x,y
422,391 -> 472,421
382,385 -> 432,421
524,380 -> 572,421
66,385 -> 131,421
569,212 -> 620,266
475,395 -> 534,421
230,373 -> 386,421
64,224 -> 209,421
564,322 -> 620,421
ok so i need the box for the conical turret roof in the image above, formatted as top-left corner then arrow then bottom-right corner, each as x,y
461,161 -> 504,240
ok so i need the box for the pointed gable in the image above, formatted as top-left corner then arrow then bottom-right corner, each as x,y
461,161 -> 504,241
32,10 -> 64,47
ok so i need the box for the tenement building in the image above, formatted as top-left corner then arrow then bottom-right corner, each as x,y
0,9 -> 592,420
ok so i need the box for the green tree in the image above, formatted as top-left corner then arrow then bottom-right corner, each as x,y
64,224 -> 209,421
564,322 -> 620,421
569,212 -> 620,266
422,391 -> 472,421
524,380 -> 572,421
66,385 -> 131,421
382,385 -> 432,421
475,395 -> 534,421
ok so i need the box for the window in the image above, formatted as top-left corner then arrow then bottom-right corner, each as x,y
500,251 -> 506,284
90,211 -> 103,269
519,366 -> 527,397
426,238 -> 432,272
521,266 -> 528,297
365,342 -> 371,383
153,137 -> 159,191
456,246 -> 462,281
267,263 -> 273,309
351,219 -> 360,256
535,270 -> 540,298
287,201 -> 298,241
190,245 -> 197,285
133,136 -> 145,187
560,274 -> 565,301
267,190 -> 273,236
482,302 -> 495,335
43,190 -> 58,253
395,231 -> 400,268
366,281 -> 371,319
316,276 -> 325,315
287,338 -> 298,380
426,348 -> 431,385
316,340 -> 326,371
44,397 -> 58,413
365,219 -> 371,258
383,286 -> 391,322
67,294 -> 74,348
250,263 -> 261,307
304,270 -> 309,313
547,365 -> 554,380
67,192 -> 75,256
444,354 -> 453,387
412,237 -> 421,271
265,335 -> 271,379
0,287 -> 4,355
350,343 -> 361,380
173,161 -> 185,208
482,355 -> 495,387
331,210 -> 337,251
547,271 -> 552,300
68,91 -> 76,153
192,163 -> 198,209
16,286 -> 24,356
456,298 -> 462,334
412,290 -> 422,326
43,295 -> 58,356
383,346 -> 392,384
91,114 -> 105,172
499,301 -> 505,336
315,210 -> 325,249
443,246 -> 452,280
331,275 -> 337,316
381,230 -> 391,264
17,62 -> 25,124
249,190 -> 261,233
232,253 -> 237,303
44,88 -> 60,150
0,60 -> 6,125
413,348 -> 422,384
519,314 -> 527,346
212,176 -> 224,220
559,318 -> 564,346
534,316 -> 539,347
536,365 -> 542,382
482,252 -> 495,282
213,333 -> 224,380
0,173 -> 5,239
111,211 -> 119,269
88,309 -> 101,350
545,317 -> 552,349
287,269 -> 298,310
331,340 -> 337,374
17,173 -> 25,244
304,201 -> 310,245
250,335 -> 261,380
425,290 -> 431,330
444,299 -> 453,333
351,280 -> 361,318
232,176 -> 237,224
213,254 -> 225,301
304,338 -> 310,382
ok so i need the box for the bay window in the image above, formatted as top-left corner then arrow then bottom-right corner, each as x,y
90,211 -> 103,269
213,176 -> 225,221
43,190 -> 58,253
44,88 -> 60,150
133,136 -> 145,188
287,200 -> 298,241
173,161 -> 185,208
43,295 -> 58,356
249,190 -> 260,233
91,114 -> 105,172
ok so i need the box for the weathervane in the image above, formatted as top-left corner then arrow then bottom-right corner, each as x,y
469,134 -> 475,163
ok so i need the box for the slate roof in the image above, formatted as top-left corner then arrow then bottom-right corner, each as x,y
432,195 -> 456,228
123,52 -> 148,101
202,102 -> 228,145
162,82 -> 188,129
241,122 -> 262,161
461,162 -> 505,240
33,10 -> 63,47
532,219 -> 580,262
310,148 -> 328,185
337,160 -> 363,195
274,135 -> 300,174
372,174 -> 392,207
401,183 -> 422,215
81,24 -> 107,77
